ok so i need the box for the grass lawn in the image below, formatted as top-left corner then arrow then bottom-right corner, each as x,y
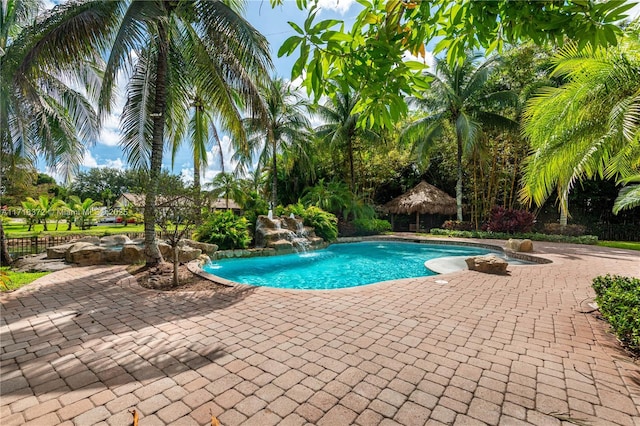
1,267 -> 50,291
597,241 -> 640,251
3,222 -> 149,238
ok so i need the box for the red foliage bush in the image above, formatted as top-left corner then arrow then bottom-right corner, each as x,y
442,220 -> 474,231
483,207 -> 535,234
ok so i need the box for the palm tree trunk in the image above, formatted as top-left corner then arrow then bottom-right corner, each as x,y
0,221 -> 12,266
193,155 -> 202,224
144,22 -> 169,266
347,132 -> 356,193
559,188 -> 569,227
270,131 -> 278,207
456,132 -> 464,221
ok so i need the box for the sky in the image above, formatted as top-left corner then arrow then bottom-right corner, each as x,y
40,0 -> 640,185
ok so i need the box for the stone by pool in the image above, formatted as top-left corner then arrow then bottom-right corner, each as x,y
203,241 -> 511,290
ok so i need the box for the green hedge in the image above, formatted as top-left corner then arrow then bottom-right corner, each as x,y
429,228 -> 598,245
592,275 -> 640,354
353,218 -> 392,236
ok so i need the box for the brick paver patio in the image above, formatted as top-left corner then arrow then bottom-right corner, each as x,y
1,238 -> 639,425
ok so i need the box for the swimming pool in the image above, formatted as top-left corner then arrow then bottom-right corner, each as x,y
203,241 -> 504,290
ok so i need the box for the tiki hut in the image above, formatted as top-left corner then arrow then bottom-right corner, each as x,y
381,181 -> 456,231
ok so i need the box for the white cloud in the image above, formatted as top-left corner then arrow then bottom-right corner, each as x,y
103,158 -> 125,170
98,126 -> 121,147
317,0 -> 355,15
630,2 -> 640,19
82,151 -> 98,168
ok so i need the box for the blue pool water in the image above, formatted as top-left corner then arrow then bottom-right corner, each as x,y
203,241 -> 499,290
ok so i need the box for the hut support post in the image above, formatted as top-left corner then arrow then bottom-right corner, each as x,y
416,212 -> 420,232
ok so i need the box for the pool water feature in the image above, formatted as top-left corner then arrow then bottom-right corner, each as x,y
203,241 -> 507,290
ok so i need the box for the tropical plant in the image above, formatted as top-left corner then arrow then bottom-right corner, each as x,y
282,203 -> 338,242
1,0 -> 103,264
1,0 -> 101,182
50,0 -> 271,264
196,210 -> 250,250
482,206 -> 535,234
20,197 -> 40,232
314,86 -> 379,192
240,78 -> 312,207
301,179 -> 350,215
208,172 -> 243,210
401,52 -> 518,221
521,26 -> 640,222
276,0 -> 631,127
66,196 -> 102,230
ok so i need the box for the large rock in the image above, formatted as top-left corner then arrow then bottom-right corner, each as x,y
158,242 -> 202,263
271,239 -> 294,251
505,238 -> 533,253
66,242 -> 106,265
179,239 -> 218,256
465,254 -> 508,275
100,235 -> 133,247
47,243 -> 75,259
120,244 -> 145,264
75,236 -> 101,245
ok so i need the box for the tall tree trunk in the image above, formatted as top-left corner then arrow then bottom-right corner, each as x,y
270,131 -> 278,208
173,245 -> 179,287
193,153 -> 202,224
559,188 -> 569,227
144,22 -> 169,266
455,131 -> 464,221
347,131 -> 355,193
0,221 -> 12,266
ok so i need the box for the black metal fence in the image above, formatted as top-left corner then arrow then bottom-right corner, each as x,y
6,232 -> 174,257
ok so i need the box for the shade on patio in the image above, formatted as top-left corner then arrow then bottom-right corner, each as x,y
381,181 -> 456,231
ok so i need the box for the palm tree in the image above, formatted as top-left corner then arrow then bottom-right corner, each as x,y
208,172 -> 243,210
314,87 -> 379,193
34,195 -> 64,231
521,27 -> 640,221
20,198 -> 40,232
66,196 -> 102,230
1,0 -> 102,264
49,0 -> 271,265
401,53 -> 518,221
240,79 -> 312,207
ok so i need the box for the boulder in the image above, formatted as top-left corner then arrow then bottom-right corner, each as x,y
519,239 -> 533,252
177,246 -> 202,263
505,238 -> 533,253
179,239 -> 218,256
158,242 -> 202,263
66,242 -> 106,265
75,236 -> 101,245
270,239 -> 294,251
121,244 -> 145,264
465,254 -> 508,275
158,242 -> 173,260
100,235 -> 132,246
47,243 -> 75,259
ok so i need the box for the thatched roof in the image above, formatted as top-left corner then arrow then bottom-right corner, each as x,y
381,181 -> 456,215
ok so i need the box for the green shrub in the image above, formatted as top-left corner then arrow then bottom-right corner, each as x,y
195,210 -> 250,250
282,203 -> 338,242
429,228 -> 598,245
592,275 -> 640,354
353,218 -> 392,235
